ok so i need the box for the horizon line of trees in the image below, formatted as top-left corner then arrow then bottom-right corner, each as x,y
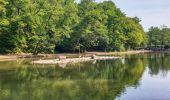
147,26 -> 170,50
0,0 -> 169,55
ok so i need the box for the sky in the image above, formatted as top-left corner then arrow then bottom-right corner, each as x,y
97,0 -> 170,31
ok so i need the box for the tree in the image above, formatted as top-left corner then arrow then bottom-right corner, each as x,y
148,26 -> 170,49
55,0 -> 80,53
0,0 -> 146,54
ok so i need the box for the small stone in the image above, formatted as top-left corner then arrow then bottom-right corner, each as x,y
91,54 -> 96,59
58,56 -> 66,61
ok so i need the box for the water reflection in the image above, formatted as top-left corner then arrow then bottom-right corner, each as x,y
148,53 -> 170,76
0,53 -> 170,100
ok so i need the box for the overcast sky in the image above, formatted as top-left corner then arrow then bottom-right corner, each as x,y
96,0 -> 170,30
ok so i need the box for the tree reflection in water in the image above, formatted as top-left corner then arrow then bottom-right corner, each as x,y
0,53 -> 170,100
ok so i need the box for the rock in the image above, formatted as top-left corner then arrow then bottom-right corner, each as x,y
91,54 -> 96,59
58,56 -> 66,61
31,56 -> 120,66
78,55 -> 82,58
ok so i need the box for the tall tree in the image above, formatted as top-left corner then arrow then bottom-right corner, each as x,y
148,26 -> 170,49
0,0 -> 147,54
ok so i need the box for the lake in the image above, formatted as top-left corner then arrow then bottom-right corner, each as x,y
0,53 -> 170,100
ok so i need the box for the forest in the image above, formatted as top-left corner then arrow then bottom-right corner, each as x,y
147,26 -> 170,49
0,0 -> 169,54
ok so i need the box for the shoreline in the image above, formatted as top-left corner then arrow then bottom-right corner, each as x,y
30,50 -> 151,66
1,50 -> 169,62
0,55 -> 17,62
31,56 -> 120,67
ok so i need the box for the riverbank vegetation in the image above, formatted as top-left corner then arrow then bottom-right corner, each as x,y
0,0 -> 146,54
147,26 -> 170,50
0,0 -> 169,55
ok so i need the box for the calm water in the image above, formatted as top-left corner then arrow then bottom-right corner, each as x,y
0,53 -> 170,100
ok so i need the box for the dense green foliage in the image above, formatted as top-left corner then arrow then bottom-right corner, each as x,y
147,26 -> 170,49
0,0 -> 146,54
